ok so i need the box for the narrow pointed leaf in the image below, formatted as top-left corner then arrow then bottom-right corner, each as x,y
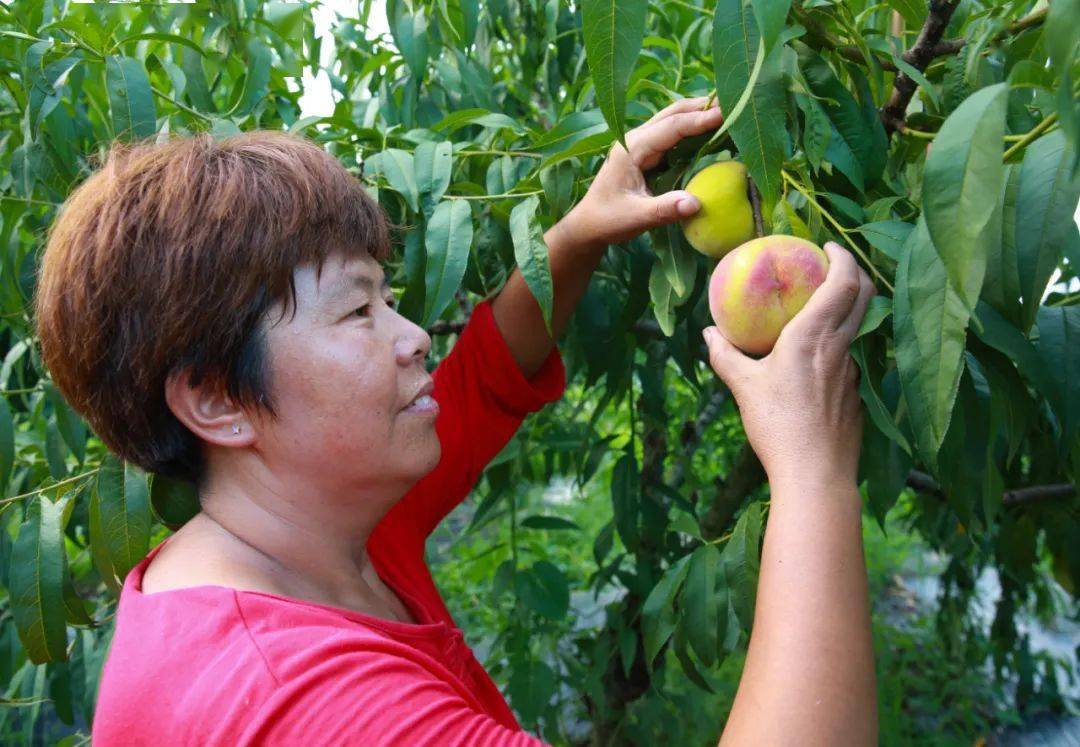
1015,131 -> 1080,330
894,219 -> 970,467
105,56 -> 156,140
422,200 -> 473,327
509,196 -> 554,335
922,83 -> 1007,310
581,0 -> 648,148
10,496 -> 68,663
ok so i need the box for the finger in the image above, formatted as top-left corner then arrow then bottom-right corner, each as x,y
786,241 -> 861,336
634,191 -> 702,227
627,107 -> 725,170
835,267 -> 877,344
642,96 -> 715,127
703,327 -> 753,389
846,355 -> 860,387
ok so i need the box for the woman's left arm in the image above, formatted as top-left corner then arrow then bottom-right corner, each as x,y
491,97 -> 725,378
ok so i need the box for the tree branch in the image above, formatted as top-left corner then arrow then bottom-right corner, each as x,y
701,442 -> 765,539
881,0 -> 962,135
906,470 -> 1076,508
791,5 -> 897,73
930,7 -> 1048,57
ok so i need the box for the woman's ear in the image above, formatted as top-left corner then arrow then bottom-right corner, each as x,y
164,368 -> 255,448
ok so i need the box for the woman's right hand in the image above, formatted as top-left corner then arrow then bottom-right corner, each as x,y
703,242 -> 876,488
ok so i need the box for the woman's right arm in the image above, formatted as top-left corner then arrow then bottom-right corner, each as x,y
704,242 -> 878,746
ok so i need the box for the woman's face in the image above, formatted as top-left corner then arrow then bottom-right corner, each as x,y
249,250 -> 441,496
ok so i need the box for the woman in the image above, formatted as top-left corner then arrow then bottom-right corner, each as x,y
34,97 -> 876,745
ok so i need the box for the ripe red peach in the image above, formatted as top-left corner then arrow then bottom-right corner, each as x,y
708,235 -> 829,355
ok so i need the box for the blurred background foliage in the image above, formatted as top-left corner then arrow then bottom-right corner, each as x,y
0,0 -> 1077,744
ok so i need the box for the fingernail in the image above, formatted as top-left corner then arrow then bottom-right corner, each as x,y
676,193 -> 700,215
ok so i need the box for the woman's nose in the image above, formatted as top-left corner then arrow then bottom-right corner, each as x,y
395,320 -> 432,365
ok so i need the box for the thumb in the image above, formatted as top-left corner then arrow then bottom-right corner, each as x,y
703,327 -> 751,390
642,190 -> 700,227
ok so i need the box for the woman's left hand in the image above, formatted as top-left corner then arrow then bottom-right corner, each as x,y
553,96 -> 724,251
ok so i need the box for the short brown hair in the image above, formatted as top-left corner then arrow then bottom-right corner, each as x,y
34,130 -> 391,486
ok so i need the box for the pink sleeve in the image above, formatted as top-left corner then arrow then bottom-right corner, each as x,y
237,649 -> 550,747
401,299 -> 566,538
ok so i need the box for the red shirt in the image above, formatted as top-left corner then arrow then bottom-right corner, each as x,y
91,299 -> 565,746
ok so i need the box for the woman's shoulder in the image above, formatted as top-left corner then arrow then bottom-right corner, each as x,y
139,523 -> 289,597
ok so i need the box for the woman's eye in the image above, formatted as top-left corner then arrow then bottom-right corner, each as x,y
353,304 -> 371,317
385,297 -> 397,310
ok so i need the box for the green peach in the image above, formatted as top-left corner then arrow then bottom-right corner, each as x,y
680,161 -> 756,259
708,235 -> 829,355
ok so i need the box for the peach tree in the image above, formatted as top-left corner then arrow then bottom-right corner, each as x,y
0,0 -> 1076,742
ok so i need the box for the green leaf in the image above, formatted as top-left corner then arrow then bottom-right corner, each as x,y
391,6 -> 430,79
180,46 -> 215,112
672,617 -> 716,692
398,228 -> 427,323
0,396 -> 13,492
581,0 -> 648,149
642,554 -> 692,669
1044,0 -> 1080,157
800,50 -> 887,190
94,455 -> 152,582
796,94 -> 831,171
713,0 -> 786,215
486,155 -> 530,195
981,163 -> 1021,319
520,515 -> 581,531
370,149 -> 419,212
651,224 -> 696,299
233,39 -> 272,117
10,496 -> 68,664
515,561 -> 569,620
507,659 -> 556,724
110,32 -> 207,59
853,221 -> 913,262
414,141 -> 453,214
1014,131 -> 1080,330
853,295 -> 892,341
860,415 -> 913,529
1035,306 -> 1080,454
894,219 -> 970,468
922,83 -> 1007,311
648,262 -> 676,336
722,502 -> 762,629
509,196 -> 554,334
972,302 -> 1057,407
540,161 -> 576,217
433,108 -> 524,134
422,200 -> 473,327
149,474 -> 200,531
681,544 -> 721,666
531,110 -> 607,154
610,451 -> 640,551
264,1 -> 307,39
45,384 -> 86,465
105,56 -> 157,141
88,484 -> 121,596
750,0 -> 791,55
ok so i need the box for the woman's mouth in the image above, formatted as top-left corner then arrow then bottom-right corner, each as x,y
403,394 -> 439,416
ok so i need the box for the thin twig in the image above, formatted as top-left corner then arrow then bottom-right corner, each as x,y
0,470 -> 99,508
444,189 -> 544,201
1002,113 -> 1058,161
781,170 -> 894,294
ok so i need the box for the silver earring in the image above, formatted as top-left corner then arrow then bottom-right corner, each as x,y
232,424 -> 241,435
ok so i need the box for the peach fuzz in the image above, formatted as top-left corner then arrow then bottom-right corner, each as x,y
708,235 -> 829,355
